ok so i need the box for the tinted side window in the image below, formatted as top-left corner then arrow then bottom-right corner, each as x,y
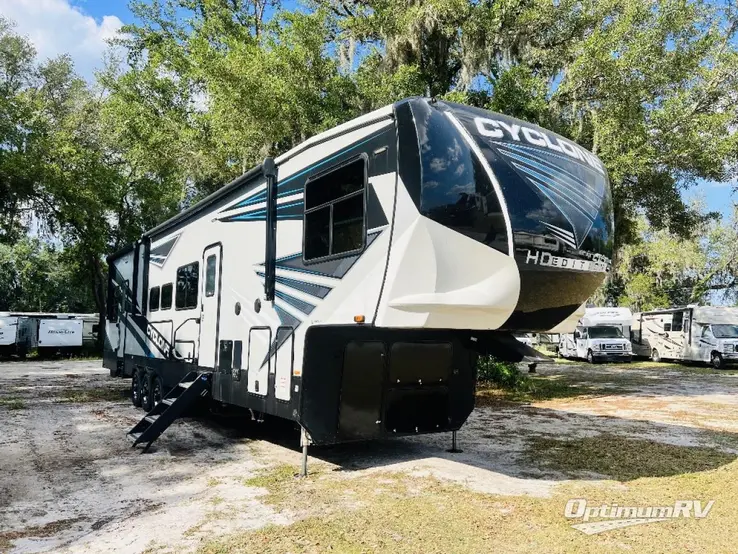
412,100 -> 509,255
672,311 -> 683,332
205,255 -> 217,297
149,286 -> 160,311
176,262 -> 199,310
160,283 -> 173,310
304,158 -> 366,262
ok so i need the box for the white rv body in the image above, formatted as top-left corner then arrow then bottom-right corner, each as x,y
559,307 -> 633,363
103,98 -> 615,445
38,319 -> 84,348
0,314 -> 36,357
0,316 -> 18,346
632,306 -> 738,368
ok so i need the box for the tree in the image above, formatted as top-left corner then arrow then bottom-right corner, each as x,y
0,239 -> 95,312
609,206 -> 738,311
332,0 -> 738,246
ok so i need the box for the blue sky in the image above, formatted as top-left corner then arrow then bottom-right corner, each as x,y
2,0 -> 735,218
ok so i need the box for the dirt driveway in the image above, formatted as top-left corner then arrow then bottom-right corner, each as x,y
1,359 -> 737,553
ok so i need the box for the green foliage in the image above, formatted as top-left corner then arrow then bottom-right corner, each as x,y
3,0 -> 738,318
476,356 -> 528,390
0,239 -> 94,312
610,206 -> 738,310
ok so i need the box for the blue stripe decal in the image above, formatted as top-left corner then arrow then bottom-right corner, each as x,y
275,290 -> 316,315
219,132 -> 382,216
256,271 -> 332,299
512,163 -> 598,219
122,316 -> 154,358
228,188 -> 301,211
496,147 -> 603,210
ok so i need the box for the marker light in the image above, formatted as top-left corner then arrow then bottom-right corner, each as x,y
354,315 -> 365,324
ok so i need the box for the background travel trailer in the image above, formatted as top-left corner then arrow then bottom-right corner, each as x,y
0,313 -> 98,358
559,307 -> 632,363
104,97 -> 614,450
632,306 -> 738,368
0,314 -> 36,358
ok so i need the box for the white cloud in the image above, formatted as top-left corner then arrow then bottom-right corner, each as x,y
0,0 -> 123,81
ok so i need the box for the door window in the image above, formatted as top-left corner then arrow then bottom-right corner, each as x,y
205,255 -> 217,297
672,311 -> 684,332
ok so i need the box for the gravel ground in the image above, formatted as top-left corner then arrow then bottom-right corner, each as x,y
1,359 -> 737,553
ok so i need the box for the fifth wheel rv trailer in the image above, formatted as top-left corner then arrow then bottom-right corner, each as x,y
559,307 -> 633,363
104,98 -> 614,460
632,306 -> 738,368
0,314 -> 35,358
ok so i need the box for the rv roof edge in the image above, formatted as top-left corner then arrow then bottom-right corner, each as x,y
140,108 -> 395,244
107,242 -> 135,264
143,162 -> 266,242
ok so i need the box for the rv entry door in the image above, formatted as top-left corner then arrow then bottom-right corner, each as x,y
199,244 -> 222,369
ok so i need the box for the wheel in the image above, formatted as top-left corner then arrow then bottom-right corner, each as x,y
712,352 -> 724,370
586,349 -> 595,364
624,356 -> 632,363
131,369 -> 144,408
149,372 -> 164,409
651,349 -> 661,363
141,371 -> 153,412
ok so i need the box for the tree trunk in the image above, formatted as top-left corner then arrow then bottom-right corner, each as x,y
88,253 -> 107,352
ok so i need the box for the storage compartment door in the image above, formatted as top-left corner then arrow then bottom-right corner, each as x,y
338,341 -> 385,440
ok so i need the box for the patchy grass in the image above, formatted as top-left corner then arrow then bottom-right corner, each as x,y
627,360 -> 738,375
476,375 -> 631,404
198,458 -> 738,554
526,434 -> 736,481
0,397 -> 26,410
55,387 -> 127,403
243,464 -> 301,490
206,477 -> 222,487
0,517 -> 86,551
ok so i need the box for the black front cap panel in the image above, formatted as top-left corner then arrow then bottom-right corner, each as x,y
396,99 -> 614,331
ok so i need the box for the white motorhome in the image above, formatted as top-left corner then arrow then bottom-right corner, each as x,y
632,306 -> 738,368
0,314 -> 36,358
103,98 -> 614,457
559,307 -> 633,363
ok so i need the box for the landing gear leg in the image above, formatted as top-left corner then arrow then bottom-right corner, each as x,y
447,430 -> 463,453
300,427 -> 309,478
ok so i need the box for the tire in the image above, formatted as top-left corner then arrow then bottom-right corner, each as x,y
712,352 -> 724,370
651,349 -> 661,363
586,349 -> 595,364
131,369 -> 143,408
141,371 -> 153,412
624,356 -> 632,363
149,372 -> 164,409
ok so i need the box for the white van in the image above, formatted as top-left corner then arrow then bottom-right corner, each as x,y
559,307 -> 633,363
632,306 -> 738,368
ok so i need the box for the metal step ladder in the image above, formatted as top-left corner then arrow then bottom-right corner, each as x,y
127,371 -> 212,451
